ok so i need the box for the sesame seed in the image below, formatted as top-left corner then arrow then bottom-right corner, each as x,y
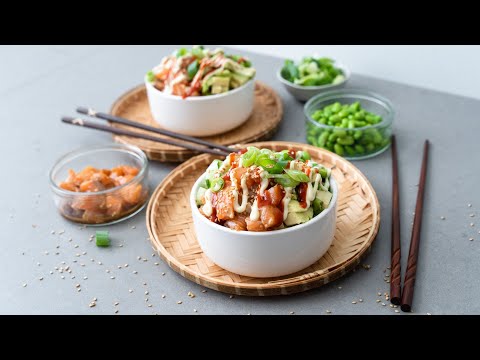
49,271 -> 53,274
143,282 -> 147,286
114,302 -> 119,306
377,292 -> 381,296
39,277 -> 44,281
382,303 -> 386,306
75,254 -> 80,257
83,276 -> 88,280
229,295 -> 234,299
129,289 -> 133,293
22,283 -> 27,287
162,295 -> 166,298
90,259 -> 94,262
471,223 -> 475,227
161,272 -> 165,276
51,230 -> 55,234
151,253 -> 155,257
68,238 -> 72,242
61,276 -> 65,279
133,271 -> 138,274
117,265 -> 122,269
124,264 -> 129,267
106,269 -> 110,273
389,304 -> 394,308
145,291 -> 149,295
469,238 -> 474,241
119,244 -> 123,247
359,299 -> 363,302
74,245 -> 79,248
427,312 -> 432,315
145,298 -> 149,302
289,311 -> 295,315
325,310 -> 331,314
93,297 -> 97,301
188,292 -> 195,298
440,216 -> 445,220
352,301 -> 357,304
137,256 -> 141,260
45,251 -> 49,255
98,262 -> 102,265
131,226 -> 136,229
58,230 -> 65,235
470,214 -> 475,217
376,300 -> 381,303
468,204 -> 472,207
75,284 -> 80,288
395,310 -> 400,313
110,276 -> 115,279
80,263 -> 85,267
89,302 -> 96,308
338,286 -> 342,289
177,301 -> 182,304
201,290 -> 207,293
82,252 -> 86,255
71,276 -> 75,279
148,304 -> 152,307
154,262 -> 159,266
194,309 -> 197,313
37,262 -> 41,266
114,310 -> 119,314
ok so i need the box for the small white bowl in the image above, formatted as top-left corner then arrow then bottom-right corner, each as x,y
190,173 -> 338,278
277,64 -> 350,102
145,77 -> 255,137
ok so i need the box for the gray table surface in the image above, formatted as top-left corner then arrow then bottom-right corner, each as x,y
1,45 -> 479,315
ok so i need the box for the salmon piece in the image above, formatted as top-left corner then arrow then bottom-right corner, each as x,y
215,186 -> 235,220
230,167 -> 259,188
101,169 -> 111,176
267,185 -> 285,206
79,180 -> 105,192
106,195 -> 123,217
224,214 -> 247,231
260,205 -> 283,229
245,218 -> 266,232
82,209 -> 107,224
72,195 -> 106,211
121,166 -> 139,176
59,182 -> 77,192
115,175 -> 135,186
111,167 -> 125,177
122,184 -> 143,205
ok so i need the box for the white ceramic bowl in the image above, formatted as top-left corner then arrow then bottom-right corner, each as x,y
190,174 -> 338,278
277,63 -> 350,102
145,77 -> 255,137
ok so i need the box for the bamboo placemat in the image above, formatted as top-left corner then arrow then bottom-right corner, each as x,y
110,82 -> 283,162
146,141 -> 380,296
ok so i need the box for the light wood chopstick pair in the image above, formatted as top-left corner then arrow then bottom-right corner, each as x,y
390,135 -> 430,312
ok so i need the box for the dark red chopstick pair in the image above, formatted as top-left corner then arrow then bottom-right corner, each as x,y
390,135 -> 430,312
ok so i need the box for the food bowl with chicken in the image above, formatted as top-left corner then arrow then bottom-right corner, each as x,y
190,146 -> 337,277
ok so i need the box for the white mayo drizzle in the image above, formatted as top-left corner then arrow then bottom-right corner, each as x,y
232,175 -> 249,213
282,187 -> 293,220
250,199 -> 260,221
202,189 -> 213,216
218,156 -> 231,173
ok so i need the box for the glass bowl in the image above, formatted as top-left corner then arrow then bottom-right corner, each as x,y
304,89 -> 394,160
49,144 -> 149,226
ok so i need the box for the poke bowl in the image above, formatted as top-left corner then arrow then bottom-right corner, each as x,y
190,146 -> 338,278
145,46 -> 256,137
49,144 -> 149,225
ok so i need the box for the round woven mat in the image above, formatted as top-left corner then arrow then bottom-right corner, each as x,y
146,141 -> 380,296
110,82 -> 283,162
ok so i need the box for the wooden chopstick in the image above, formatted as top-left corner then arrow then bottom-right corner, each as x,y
390,135 -> 402,305
61,116 -> 231,157
76,106 -> 235,154
401,140 -> 430,312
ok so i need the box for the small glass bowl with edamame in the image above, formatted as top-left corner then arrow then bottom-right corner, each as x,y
304,89 -> 394,160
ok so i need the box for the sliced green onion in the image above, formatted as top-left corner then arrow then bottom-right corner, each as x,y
241,147 -> 259,167
96,231 -> 110,247
176,48 -> 188,58
319,168 -> 328,179
146,71 -> 155,82
296,151 -> 311,161
210,178 -> 224,192
285,169 -> 310,182
272,174 -> 299,188
276,150 -> 293,161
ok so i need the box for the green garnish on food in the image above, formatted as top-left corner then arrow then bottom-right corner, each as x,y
306,101 -> 391,157
281,57 -> 345,86
96,230 -> 110,247
147,46 -> 256,98
196,147 -> 333,232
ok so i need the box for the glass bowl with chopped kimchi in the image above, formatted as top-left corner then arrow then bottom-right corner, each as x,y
49,144 -> 149,225
190,146 -> 337,277
145,46 -> 256,136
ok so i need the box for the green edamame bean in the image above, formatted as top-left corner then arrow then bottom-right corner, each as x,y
349,101 -> 361,112
312,111 -> 322,121
345,145 -> 355,156
319,117 -> 327,124
354,144 -> 365,153
334,144 -> 345,156
307,136 -> 317,146
323,109 -> 332,117
318,132 -> 329,147
329,114 -> 340,123
333,129 -> 347,137
371,130 -> 383,144
337,136 -> 354,145
348,120 -> 356,129
326,143 -> 334,152
328,133 -> 339,142
341,119 -> 349,127
353,130 -> 363,140
354,112 -> 364,121
331,102 -> 341,113
338,110 -> 349,119
366,143 -> 375,152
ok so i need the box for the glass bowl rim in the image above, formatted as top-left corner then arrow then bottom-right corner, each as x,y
304,88 -> 395,131
49,143 -> 148,197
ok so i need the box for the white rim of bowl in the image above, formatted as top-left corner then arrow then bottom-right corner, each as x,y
276,63 -> 350,90
144,75 -> 255,101
49,143 -> 148,197
190,172 -> 338,238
